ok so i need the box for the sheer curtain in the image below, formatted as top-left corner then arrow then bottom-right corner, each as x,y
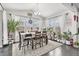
13,15 -> 42,31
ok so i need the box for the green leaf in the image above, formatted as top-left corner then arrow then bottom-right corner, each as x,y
75,32 -> 79,35
8,19 -> 19,32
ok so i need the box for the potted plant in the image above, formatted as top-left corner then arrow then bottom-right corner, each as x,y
47,27 -> 53,40
8,19 -> 19,42
57,32 -> 62,42
72,32 -> 79,48
43,28 -> 47,31
74,32 -> 79,41
62,32 -> 70,45
73,41 -> 79,48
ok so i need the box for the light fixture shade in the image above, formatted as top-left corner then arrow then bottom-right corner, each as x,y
34,11 -> 40,15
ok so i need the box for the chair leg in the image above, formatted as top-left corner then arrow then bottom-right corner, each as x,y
35,42 -> 37,49
32,39 -> 34,49
42,38 -> 43,46
40,39 -> 42,47
19,43 -> 21,50
27,40 -> 29,48
46,38 -> 48,45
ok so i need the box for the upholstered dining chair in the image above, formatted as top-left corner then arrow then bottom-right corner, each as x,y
18,31 -> 25,50
24,34 -> 32,47
33,31 -> 42,49
18,31 -> 32,50
42,31 -> 48,46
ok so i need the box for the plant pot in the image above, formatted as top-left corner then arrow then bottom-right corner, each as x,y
57,39 -> 60,42
54,38 -> 57,41
66,40 -> 70,45
61,39 -> 66,44
8,32 -> 15,43
60,39 -> 62,43
9,32 -> 15,38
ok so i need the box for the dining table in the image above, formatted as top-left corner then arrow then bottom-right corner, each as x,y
20,31 -> 48,49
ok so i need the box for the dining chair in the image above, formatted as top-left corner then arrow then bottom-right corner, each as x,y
42,31 -> 48,46
33,31 -> 42,49
24,34 -> 32,47
18,31 -> 24,50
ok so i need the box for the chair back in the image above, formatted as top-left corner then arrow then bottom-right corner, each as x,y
42,31 -> 47,37
35,31 -> 41,38
25,34 -> 32,37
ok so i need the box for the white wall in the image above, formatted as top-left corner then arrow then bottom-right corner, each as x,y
0,4 -> 3,47
0,11 -> 3,48
3,10 -> 8,45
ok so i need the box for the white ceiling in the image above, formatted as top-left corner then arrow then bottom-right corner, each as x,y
2,3 -> 68,17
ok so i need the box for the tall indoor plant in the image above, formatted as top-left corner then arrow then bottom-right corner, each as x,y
8,19 -> 19,42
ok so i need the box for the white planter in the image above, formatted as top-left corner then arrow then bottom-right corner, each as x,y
60,40 -> 62,43
9,32 -> 15,42
66,40 -> 70,45
61,40 -> 66,44
57,39 -> 60,42
9,32 -> 15,38
15,31 -> 19,42
54,38 -> 57,41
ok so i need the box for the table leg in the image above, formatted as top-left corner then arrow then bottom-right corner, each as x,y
46,37 -> 48,45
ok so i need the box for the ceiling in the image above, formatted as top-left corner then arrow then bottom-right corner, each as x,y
1,3 -> 68,17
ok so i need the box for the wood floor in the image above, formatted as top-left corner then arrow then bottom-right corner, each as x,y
0,41 -> 79,56
43,45 -> 79,56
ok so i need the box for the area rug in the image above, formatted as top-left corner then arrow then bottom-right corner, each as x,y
12,40 -> 62,56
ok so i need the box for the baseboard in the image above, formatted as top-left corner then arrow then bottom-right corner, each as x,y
2,41 -> 19,47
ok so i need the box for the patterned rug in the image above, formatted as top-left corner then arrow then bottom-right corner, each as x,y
12,40 -> 62,56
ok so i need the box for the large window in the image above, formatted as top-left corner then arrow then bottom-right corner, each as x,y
46,15 -> 65,33
13,15 -> 42,30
